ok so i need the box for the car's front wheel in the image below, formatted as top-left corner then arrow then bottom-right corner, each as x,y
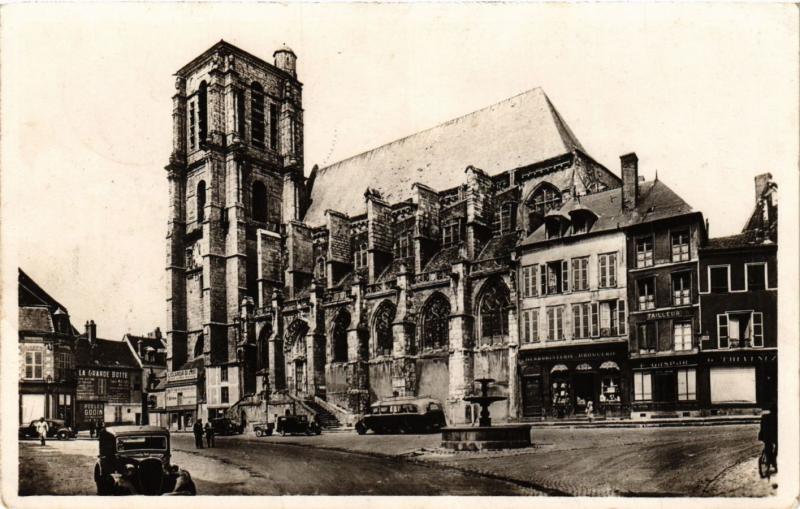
57,430 -> 69,440
255,429 -> 263,437
355,422 -> 367,435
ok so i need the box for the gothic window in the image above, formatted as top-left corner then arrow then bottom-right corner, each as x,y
493,202 -> 516,235
395,233 -> 411,259
198,81 -> 208,144
373,301 -> 396,357
529,183 -> 562,217
420,293 -> 451,352
332,309 -> 350,363
235,88 -> 246,137
479,279 -> 511,344
188,101 -> 196,150
252,181 -> 268,223
269,103 -> 279,150
442,219 -> 462,247
194,334 -> 204,358
354,241 -> 368,269
196,180 -> 206,222
250,82 -> 265,148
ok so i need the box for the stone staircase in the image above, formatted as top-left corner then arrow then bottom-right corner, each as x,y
301,398 -> 342,429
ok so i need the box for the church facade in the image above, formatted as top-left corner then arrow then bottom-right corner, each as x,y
167,41 -> 758,429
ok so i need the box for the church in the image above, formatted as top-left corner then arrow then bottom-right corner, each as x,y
164,40 -> 662,429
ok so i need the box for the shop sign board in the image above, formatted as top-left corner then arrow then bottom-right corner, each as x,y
704,351 -> 777,365
166,386 -> 197,409
521,349 -> 622,363
76,368 -> 131,403
644,308 -> 694,321
635,357 -> 696,369
167,368 -> 197,383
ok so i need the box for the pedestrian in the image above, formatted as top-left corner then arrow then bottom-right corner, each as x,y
204,422 -> 214,448
759,402 -> 778,471
89,420 -> 96,439
193,419 -> 204,449
34,417 -> 49,446
585,401 -> 594,422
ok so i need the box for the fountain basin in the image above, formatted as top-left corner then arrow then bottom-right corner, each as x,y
441,424 -> 532,451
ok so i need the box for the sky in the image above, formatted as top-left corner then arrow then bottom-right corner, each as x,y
2,3 -> 796,339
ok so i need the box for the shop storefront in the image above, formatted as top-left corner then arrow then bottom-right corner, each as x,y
518,342 -> 629,419
699,349 -> 777,414
165,368 -> 199,431
629,354 -> 700,417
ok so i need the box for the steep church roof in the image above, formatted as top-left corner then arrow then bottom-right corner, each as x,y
303,88 -> 586,225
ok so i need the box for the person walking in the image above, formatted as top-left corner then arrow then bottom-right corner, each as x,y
759,403 -> 778,473
34,417 -> 49,446
192,419 -> 204,449
88,420 -> 96,439
204,422 -> 214,448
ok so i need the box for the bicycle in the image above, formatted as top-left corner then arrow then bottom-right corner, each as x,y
758,442 -> 777,479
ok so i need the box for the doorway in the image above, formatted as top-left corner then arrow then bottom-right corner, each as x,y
573,372 -> 595,410
522,376 -> 542,417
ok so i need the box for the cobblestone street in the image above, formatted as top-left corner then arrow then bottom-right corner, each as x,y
18,423 -> 777,497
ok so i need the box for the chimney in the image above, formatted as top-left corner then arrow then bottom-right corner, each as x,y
85,320 -> 97,344
137,339 -> 145,358
621,153 -> 639,211
754,173 -> 772,203
154,327 -> 162,340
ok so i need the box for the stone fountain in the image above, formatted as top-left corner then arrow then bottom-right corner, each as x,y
441,378 -> 532,451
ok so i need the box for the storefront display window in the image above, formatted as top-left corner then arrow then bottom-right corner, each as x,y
600,376 -> 620,403
676,368 -> 696,401
634,372 -> 652,401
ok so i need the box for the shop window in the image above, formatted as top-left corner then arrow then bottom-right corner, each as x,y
252,181 -> 268,223
196,180 -> 206,222
709,266 -> 729,293
221,387 -> 229,404
188,101 -> 197,150
198,81 -> 208,144
571,257 -> 589,291
671,230 -> 690,262
420,293 -> 450,351
637,277 -> 656,310
546,306 -> 565,341
746,263 -> 767,291
24,350 -> 43,379
220,366 -> 228,382
672,272 -> 691,306
598,252 -> 617,288
269,103 -> 279,151
677,368 -> 696,401
373,301 -> 396,357
572,303 -> 591,339
634,372 -> 652,401
479,280 -> 510,345
251,82 -> 265,148
635,236 -> 654,268
395,233 -> 412,259
529,183 -> 562,216
442,220 -> 462,247
600,376 -> 621,403
521,265 -> 538,298
709,367 -> 756,403
673,321 -> 693,351
354,241 -> 368,269
638,322 -> 657,353
332,310 -> 351,363
521,309 -> 539,343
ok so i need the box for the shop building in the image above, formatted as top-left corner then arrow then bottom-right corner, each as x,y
164,360 -> 203,431
124,329 -> 169,427
18,269 -> 78,426
622,155 -> 706,418
74,321 -> 143,427
697,173 -> 777,414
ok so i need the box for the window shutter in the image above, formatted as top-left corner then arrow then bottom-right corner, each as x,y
561,260 -> 570,293
752,312 -> 764,347
599,256 -> 607,287
522,311 -> 530,342
572,304 -> 581,339
609,253 -> 617,287
617,299 -> 626,335
717,314 -> 729,348
532,265 -> 538,297
591,302 -> 600,337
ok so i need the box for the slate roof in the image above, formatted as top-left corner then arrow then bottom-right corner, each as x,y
477,233 -> 519,261
124,334 -> 168,367
77,337 -> 140,369
304,88 -> 585,225
19,307 -> 54,333
18,268 -> 79,335
421,246 -> 463,273
521,179 -> 696,246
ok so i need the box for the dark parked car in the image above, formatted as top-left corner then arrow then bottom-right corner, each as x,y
18,419 -> 77,440
355,397 -> 446,435
252,422 -> 274,437
210,417 -> 243,436
94,425 -> 192,495
276,414 -> 320,436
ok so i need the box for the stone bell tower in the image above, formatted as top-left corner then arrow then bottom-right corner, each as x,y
165,41 -> 304,415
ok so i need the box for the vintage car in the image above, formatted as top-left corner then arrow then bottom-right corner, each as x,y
18,419 -> 77,440
355,397 -> 447,435
94,425 -> 191,495
252,421 -> 274,437
275,414 -> 321,436
210,417 -> 243,436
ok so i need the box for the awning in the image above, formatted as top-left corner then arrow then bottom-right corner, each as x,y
600,361 -> 620,371
550,364 -> 569,374
575,362 -> 593,371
